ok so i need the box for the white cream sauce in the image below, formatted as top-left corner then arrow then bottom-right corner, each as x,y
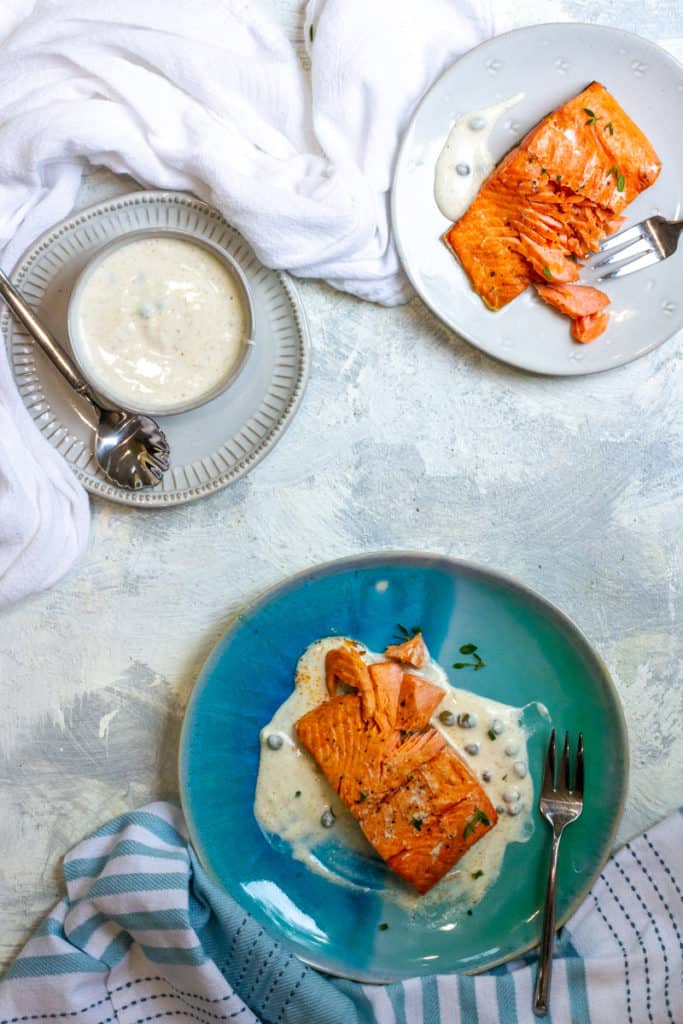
434,93 -> 525,222
254,636 -> 545,915
77,237 -> 248,413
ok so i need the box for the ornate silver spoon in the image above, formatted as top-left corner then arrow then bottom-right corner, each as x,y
0,269 -> 170,490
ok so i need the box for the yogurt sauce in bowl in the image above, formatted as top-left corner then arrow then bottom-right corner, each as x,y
69,233 -> 254,416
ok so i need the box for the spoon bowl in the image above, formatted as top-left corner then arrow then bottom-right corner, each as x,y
95,409 -> 170,489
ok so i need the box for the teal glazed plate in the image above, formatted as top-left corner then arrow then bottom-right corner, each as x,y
179,553 -> 628,981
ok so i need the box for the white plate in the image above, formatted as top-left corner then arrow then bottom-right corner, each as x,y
392,24 -> 683,375
3,191 -> 310,506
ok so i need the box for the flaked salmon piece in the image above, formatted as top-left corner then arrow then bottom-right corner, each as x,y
325,650 -> 403,735
325,646 -> 374,714
444,82 -> 661,341
296,644 -> 496,893
368,661 -> 404,733
514,234 -> 581,283
396,673 -> 444,732
572,311 -> 610,343
384,632 -> 427,668
535,283 -> 610,319
606,215 -> 626,234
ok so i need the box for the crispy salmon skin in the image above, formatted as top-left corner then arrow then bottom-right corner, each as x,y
296,643 -> 497,894
444,82 -> 661,342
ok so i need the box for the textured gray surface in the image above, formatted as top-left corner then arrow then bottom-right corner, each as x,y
1,0 -> 682,975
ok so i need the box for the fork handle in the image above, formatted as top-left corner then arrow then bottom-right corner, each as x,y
0,269 -> 91,398
534,826 -> 563,1015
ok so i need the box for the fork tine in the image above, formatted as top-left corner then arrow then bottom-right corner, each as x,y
597,223 -> 644,253
575,732 -> 584,798
562,732 -> 571,791
542,728 -> 556,793
592,235 -> 652,268
598,249 -> 660,281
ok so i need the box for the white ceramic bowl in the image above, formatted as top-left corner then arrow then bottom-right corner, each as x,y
68,228 -> 255,416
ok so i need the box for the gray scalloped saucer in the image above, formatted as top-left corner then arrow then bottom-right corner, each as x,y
3,190 -> 310,507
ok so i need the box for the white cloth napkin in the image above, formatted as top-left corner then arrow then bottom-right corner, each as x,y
1,802 -> 681,1023
0,0 -> 496,608
0,358 -> 89,608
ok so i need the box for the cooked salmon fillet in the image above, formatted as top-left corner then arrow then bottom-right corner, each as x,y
444,82 -> 661,342
296,645 -> 497,893
534,283 -> 610,319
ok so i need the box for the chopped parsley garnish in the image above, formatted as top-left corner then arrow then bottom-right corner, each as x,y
541,167 -> 547,174
502,774 -> 508,781
556,174 -> 562,183
528,155 -> 535,163
605,121 -> 614,135
412,817 -> 423,831
464,808 -> 491,840
467,909 -> 473,916
309,24 -> 314,41
608,165 -> 625,191
472,869 -> 484,879
378,922 -> 389,931
295,790 -> 302,798
357,791 -> 368,803
487,728 -> 497,741
453,643 -> 486,671
583,108 -> 598,126
583,107 -> 595,118
543,266 -> 553,280
394,623 -> 422,641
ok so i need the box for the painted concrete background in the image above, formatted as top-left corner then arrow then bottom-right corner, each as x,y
1,0 -> 681,973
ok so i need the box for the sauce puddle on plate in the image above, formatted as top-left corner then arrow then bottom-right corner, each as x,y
434,93 -> 524,222
76,236 -> 248,413
255,636 -> 547,919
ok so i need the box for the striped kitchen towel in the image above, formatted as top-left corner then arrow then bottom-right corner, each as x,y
0,803 -> 681,1024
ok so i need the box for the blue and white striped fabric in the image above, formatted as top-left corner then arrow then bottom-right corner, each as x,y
1,803 -> 681,1024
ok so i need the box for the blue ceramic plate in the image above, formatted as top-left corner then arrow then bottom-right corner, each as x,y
179,553 -> 628,981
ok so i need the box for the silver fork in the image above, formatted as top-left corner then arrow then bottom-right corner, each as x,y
533,729 -> 584,1017
588,216 -> 682,280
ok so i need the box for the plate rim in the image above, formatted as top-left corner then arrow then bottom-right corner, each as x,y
391,21 -> 683,377
3,189 -> 311,508
178,550 -> 629,980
